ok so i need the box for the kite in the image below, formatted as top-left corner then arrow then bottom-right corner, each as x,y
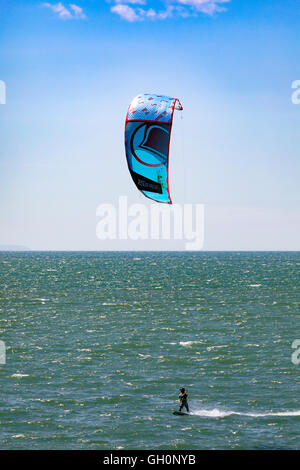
125,93 -> 183,204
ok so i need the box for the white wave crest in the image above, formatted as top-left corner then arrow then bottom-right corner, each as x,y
179,341 -> 202,347
11,373 -> 29,378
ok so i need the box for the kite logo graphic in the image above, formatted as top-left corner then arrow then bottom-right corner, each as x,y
130,122 -> 170,167
129,170 -> 162,194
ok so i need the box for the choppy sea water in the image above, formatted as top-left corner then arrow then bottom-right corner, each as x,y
0,251 -> 299,450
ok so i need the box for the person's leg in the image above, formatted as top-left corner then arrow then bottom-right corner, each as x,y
185,402 -> 189,412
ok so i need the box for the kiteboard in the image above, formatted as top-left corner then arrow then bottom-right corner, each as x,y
173,411 -> 190,416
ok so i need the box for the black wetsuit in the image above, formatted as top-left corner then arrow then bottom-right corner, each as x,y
179,392 -> 189,412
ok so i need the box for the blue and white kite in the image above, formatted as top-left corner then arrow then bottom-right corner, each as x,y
125,93 -> 183,204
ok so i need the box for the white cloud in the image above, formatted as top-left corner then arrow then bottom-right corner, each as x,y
111,4 -> 176,21
43,2 -> 72,18
69,4 -> 86,19
43,2 -> 86,19
144,8 -> 156,17
111,4 -> 140,21
114,0 -> 146,4
110,0 -> 230,21
178,0 -> 230,15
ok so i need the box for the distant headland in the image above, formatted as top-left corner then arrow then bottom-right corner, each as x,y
0,245 -> 31,251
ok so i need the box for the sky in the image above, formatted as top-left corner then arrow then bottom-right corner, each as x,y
0,0 -> 299,250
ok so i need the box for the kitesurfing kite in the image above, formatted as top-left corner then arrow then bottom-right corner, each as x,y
125,93 -> 183,204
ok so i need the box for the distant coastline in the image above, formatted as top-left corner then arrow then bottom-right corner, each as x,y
0,245 -> 31,251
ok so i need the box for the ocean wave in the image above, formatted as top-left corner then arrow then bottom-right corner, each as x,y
179,341 -> 202,347
11,373 -> 29,378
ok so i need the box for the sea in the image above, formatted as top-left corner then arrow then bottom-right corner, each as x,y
0,251 -> 299,450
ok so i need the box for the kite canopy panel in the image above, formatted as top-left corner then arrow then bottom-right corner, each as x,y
125,93 -> 183,204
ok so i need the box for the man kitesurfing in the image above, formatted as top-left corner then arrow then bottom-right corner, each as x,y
173,387 -> 190,415
178,387 -> 189,413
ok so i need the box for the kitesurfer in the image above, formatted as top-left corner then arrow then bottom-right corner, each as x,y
178,387 -> 189,413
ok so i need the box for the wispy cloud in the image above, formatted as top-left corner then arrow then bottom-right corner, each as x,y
111,4 -> 140,22
178,0 -> 230,15
43,2 -> 86,19
114,0 -> 146,4
69,4 -> 86,19
110,0 -> 230,21
43,2 -> 72,18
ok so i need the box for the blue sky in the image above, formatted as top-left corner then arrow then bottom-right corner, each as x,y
0,0 -> 299,250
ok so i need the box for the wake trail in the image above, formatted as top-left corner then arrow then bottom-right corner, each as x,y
191,408 -> 300,418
